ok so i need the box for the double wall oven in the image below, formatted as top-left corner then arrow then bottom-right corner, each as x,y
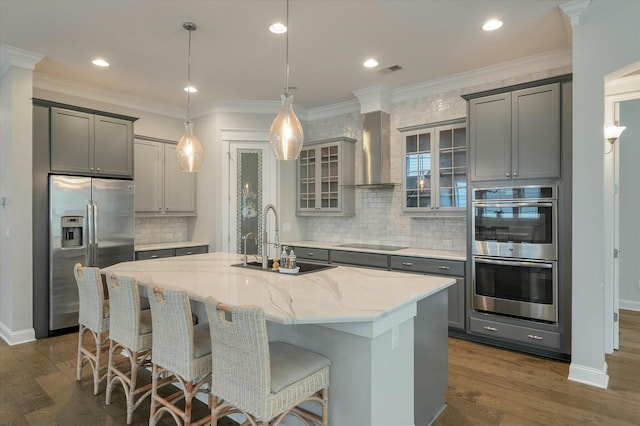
472,186 -> 558,323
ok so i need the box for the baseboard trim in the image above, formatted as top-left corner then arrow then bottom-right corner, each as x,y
568,361 -> 609,389
620,300 -> 640,312
0,321 -> 36,345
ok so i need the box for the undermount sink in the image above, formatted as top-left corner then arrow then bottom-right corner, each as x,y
231,260 -> 336,275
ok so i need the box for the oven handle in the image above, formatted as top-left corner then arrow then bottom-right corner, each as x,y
474,257 -> 553,269
473,202 -> 554,208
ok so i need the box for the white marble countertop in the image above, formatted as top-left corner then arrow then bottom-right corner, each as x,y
135,241 -> 210,251
285,240 -> 466,261
102,252 -> 455,326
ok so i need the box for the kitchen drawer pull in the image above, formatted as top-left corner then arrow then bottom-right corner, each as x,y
483,326 -> 498,332
150,255 -> 158,259
402,262 -> 414,266
186,251 -> 193,255
306,252 -> 315,256
437,265 -> 450,270
527,334 -> 544,340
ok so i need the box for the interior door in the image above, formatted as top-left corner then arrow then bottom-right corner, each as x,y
224,138 -> 276,256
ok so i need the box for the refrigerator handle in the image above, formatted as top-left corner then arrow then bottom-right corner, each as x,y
86,201 -> 93,266
93,200 -> 99,266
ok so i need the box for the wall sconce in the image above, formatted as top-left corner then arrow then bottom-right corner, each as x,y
604,125 -> 626,154
605,125 -> 626,144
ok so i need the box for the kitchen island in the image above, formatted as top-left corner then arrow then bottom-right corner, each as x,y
102,252 -> 455,426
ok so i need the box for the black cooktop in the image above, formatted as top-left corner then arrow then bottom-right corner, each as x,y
335,243 -> 408,251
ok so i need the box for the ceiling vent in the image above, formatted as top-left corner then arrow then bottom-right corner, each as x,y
377,64 -> 403,75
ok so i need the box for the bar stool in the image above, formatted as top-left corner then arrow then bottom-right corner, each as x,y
204,298 -> 330,426
145,284 -> 212,426
74,263 -> 109,395
104,273 -> 159,424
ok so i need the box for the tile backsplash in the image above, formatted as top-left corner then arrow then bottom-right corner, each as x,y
135,217 -> 189,245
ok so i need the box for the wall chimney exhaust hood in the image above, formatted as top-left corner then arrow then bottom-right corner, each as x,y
359,110 -> 395,189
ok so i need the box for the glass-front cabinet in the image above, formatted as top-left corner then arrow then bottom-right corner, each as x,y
401,120 -> 467,214
297,137 -> 355,216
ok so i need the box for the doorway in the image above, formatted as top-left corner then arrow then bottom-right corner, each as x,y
604,65 -> 640,353
221,129 -> 277,255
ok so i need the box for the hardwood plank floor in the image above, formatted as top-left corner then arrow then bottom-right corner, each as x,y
435,309 -> 640,426
1,310 -> 639,425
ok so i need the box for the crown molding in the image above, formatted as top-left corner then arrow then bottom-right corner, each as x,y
304,99 -> 360,121
391,48 -> 572,105
560,0 -> 591,27
0,45 -> 43,77
353,85 -> 393,114
33,72 -> 184,118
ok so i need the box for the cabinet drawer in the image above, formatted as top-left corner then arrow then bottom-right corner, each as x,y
291,247 -> 329,262
390,256 -> 464,276
330,250 -> 388,269
136,249 -> 174,260
175,246 -> 208,256
469,316 -> 561,350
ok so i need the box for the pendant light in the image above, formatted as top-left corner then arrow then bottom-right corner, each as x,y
176,22 -> 204,172
269,0 -> 304,160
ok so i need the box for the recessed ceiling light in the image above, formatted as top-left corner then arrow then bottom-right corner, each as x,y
482,19 -> 503,31
269,22 -> 287,34
184,86 -> 197,93
91,58 -> 109,67
363,58 -> 378,68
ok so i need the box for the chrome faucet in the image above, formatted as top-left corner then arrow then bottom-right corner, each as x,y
262,204 -> 280,269
242,232 -> 258,267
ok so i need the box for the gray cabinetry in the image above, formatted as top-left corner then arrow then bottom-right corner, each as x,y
51,107 -> 133,177
135,244 -> 208,260
468,82 -> 561,182
134,137 -> 196,216
297,137 -> 356,216
469,315 -> 561,350
390,256 -> 465,330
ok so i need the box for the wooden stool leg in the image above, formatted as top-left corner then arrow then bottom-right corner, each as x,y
105,339 -> 115,404
76,325 -> 84,381
149,363 -> 159,426
322,387 -> 329,426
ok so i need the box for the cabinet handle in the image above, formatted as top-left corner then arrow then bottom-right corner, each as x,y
90,167 -> 95,171
186,251 -> 193,255
96,167 -> 101,171
402,262 -> 413,266
527,334 -> 544,340
306,252 -> 315,256
483,326 -> 498,332
437,265 -> 450,270
150,255 -> 158,259
505,172 -> 510,177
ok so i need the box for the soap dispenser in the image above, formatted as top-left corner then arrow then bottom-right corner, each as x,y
289,249 -> 297,269
280,247 -> 288,268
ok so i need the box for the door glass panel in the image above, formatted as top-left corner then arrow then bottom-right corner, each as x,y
475,260 -> 554,305
237,150 -> 262,255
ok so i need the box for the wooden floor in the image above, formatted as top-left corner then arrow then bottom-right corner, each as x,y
435,309 -> 640,426
1,310 -> 639,425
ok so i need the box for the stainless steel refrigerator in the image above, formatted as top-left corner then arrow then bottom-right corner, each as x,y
49,175 -> 134,331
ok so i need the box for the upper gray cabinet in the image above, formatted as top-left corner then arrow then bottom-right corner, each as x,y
400,120 -> 467,213
467,82 -> 561,182
297,137 -> 356,216
51,107 -> 134,177
134,138 -> 196,216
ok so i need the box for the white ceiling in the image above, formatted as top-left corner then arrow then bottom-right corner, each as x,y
0,0 -> 571,112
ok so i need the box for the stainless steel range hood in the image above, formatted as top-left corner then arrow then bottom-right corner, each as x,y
359,110 -> 395,189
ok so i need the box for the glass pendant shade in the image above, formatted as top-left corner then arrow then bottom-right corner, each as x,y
176,121 -> 204,172
270,93 -> 304,160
